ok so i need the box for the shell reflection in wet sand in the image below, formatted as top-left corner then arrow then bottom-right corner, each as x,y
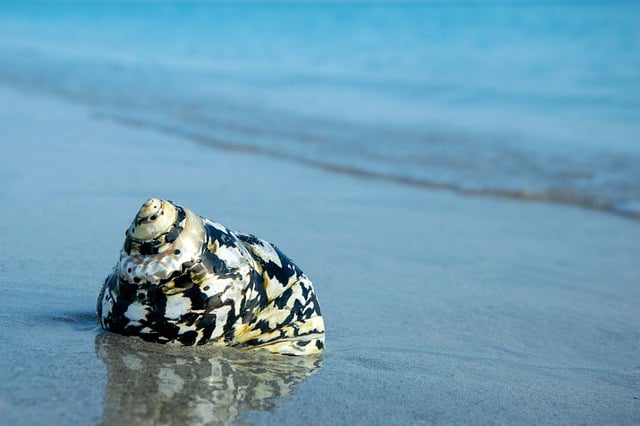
95,333 -> 322,425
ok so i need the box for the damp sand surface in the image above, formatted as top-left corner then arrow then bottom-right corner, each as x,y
0,86 -> 639,425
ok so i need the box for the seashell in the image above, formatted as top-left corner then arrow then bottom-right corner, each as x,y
97,198 -> 325,355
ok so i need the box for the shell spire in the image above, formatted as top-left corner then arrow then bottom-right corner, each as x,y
128,198 -> 178,241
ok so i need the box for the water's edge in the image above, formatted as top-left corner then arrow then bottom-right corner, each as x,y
2,1 -> 638,220
4,79 -> 639,221
103,110 -> 639,221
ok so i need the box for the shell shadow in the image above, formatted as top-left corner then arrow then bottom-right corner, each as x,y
95,333 -> 322,425
41,311 -> 99,331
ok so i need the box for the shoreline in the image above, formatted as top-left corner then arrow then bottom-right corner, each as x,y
89,112 -> 640,223
5,80 -> 640,222
100,112 -> 640,223
1,84 -> 638,424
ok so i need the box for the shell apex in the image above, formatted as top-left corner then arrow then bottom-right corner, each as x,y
127,198 -> 178,241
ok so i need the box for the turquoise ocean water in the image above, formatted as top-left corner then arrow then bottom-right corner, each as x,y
1,1 -> 639,217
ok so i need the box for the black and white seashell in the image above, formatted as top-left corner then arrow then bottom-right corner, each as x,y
97,198 -> 325,355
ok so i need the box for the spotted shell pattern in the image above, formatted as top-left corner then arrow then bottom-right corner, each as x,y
97,199 -> 325,355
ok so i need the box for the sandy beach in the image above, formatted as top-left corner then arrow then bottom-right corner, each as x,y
0,84 -> 638,424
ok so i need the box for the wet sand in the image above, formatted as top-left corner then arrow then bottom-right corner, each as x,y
0,85 -> 638,425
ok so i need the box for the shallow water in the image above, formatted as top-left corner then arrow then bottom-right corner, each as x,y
1,0 -> 639,217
